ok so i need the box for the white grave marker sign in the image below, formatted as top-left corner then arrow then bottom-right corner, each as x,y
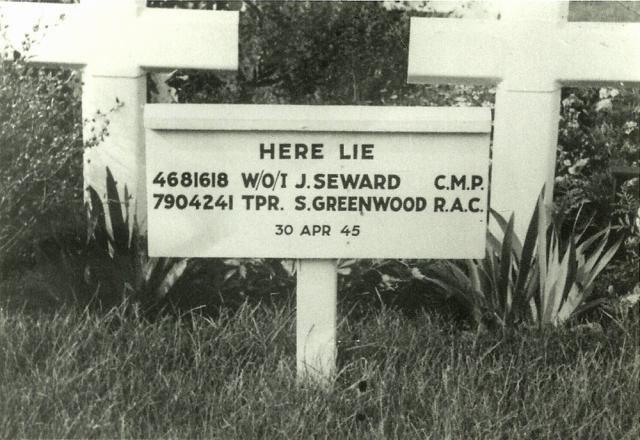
145,105 -> 490,259
408,1 -> 640,236
145,104 -> 491,379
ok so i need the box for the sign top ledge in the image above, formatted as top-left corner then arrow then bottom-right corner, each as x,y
144,104 -> 491,134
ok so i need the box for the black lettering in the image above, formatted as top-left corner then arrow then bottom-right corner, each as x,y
294,196 -> 306,210
311,144 -> 324,159
313,174 -> 325,189
326,196 -> 337,211
294,143 -> 308,159
362,144 -> 374,159
280,143 -> 291,159
241,172 -> 259,187
359,174 -> 373,189
388,174 -> 400,190
450,198 -> 464,212
403,197 -> 415,211
372,197 -> 390,211
451,175 -> 466,190
327,174 -> 339,189
341,174 -> 358,189
471,175 -> 483,190
469,197 -> 481,212
259,143 -> 275,159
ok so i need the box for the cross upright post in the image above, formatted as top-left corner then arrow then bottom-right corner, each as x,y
491,1 -> 568,232
408,0 -> 640,236
0,0 -> 238,222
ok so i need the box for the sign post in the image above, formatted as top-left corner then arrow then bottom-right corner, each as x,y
144,104 -> 492,381
297,259 -> 337,382
408,1 -> 640,236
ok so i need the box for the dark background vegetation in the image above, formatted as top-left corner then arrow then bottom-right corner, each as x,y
0,0 -> 638,321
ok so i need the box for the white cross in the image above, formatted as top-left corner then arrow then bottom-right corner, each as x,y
408,1 -> 640,235
0,0 -> 238,221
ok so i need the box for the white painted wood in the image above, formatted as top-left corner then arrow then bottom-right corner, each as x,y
491,87 -> 562,223
144,104 -> 491,133
408,1 -> 640,234
0,0 -> 238,74
0,0 -> 239,222
82,74 -> 147,223
555,23 -> 640,86
408,8 -> 640,90
408,19 -> 503,85
144,105 -> 491,259
137,8 -> 238,72
297,259 -> 337,384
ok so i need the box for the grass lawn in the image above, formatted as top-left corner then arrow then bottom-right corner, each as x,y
0,302 -> 638,439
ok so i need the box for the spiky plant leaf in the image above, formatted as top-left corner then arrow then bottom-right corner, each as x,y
515,193 -> 540,295
543,231 -> 566,325
489,208 -> 523,256
123,185 -> 131,248
556,284 -> 583,323
526,264 -> 541,322
105,167 -> 129,254
575,227 -> 609,256
536,190 -> 549,324
488,249 -> 501,312
486,231 -> 503,256
154,258 -> 189,300
465,259 -> 482,294
580,236 -> 622,289
498,214 -> 514,322
86,185 -> 109,257
560,236 -> 578,307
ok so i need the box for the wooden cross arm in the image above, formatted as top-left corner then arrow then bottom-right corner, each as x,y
0,1 -> 239,75
137,8 -> 238,72
408,16 -> 640,88
555,22 -> 640,86
408,17 -> 504,85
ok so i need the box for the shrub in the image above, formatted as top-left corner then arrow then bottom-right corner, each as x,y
0,22 -> 85,271
12,167 -> 191,313
609,179 -> 640,293
418,189 -> 621,330
83,168 -> 192,311
555,87 -> 639,272
337,259 -> 452,320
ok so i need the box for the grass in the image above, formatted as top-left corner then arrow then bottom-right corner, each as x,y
0,301 -> 639,439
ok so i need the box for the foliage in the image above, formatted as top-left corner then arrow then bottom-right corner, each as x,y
162,257 -> 295,315
337,258 -> 458,320
24,168 -> 190,312
608,179 -> 640,292
160,1 -> 493,107
555,87 -> 639,247
418,189 -> 621,329
0,22 -> 85,270
83,168 -> 191,310
555,86 -> 639,298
